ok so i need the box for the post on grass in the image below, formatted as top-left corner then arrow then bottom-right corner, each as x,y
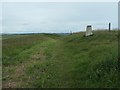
109,22 -> 111,32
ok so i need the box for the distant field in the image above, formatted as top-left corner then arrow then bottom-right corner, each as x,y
2,34 -> 30,40
2,30 -> 120,88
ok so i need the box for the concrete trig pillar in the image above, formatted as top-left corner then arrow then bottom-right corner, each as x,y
85,25 -> 93,36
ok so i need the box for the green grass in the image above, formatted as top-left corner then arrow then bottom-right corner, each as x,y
2,30 -> 119,88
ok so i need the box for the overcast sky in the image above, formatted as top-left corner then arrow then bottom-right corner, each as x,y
1,2 -> 118,33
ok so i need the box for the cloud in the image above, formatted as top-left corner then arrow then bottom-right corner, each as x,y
2,2 -> 118,33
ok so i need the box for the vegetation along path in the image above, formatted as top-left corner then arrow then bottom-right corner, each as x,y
2,31 -> 120,88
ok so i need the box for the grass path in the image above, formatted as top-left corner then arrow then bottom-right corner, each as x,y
3,37 -> 57,88
23,36 -> 87,88
3,36 -> 75,88
23,37 -> 72,88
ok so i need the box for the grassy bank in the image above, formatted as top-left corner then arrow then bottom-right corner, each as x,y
2,30 -> 119,88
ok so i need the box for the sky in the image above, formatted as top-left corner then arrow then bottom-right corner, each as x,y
1,2 -> 118,33
118,2 -> 120,30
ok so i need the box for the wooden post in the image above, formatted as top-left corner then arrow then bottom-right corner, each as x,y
109,22 -> 111,32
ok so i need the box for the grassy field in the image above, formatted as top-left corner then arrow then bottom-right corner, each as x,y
2,30 -> 120,88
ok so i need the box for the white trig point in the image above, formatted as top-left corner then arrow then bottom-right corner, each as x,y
85,25 -> 93,36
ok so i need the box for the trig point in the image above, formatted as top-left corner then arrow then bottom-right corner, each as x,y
85,25 -> 93,36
